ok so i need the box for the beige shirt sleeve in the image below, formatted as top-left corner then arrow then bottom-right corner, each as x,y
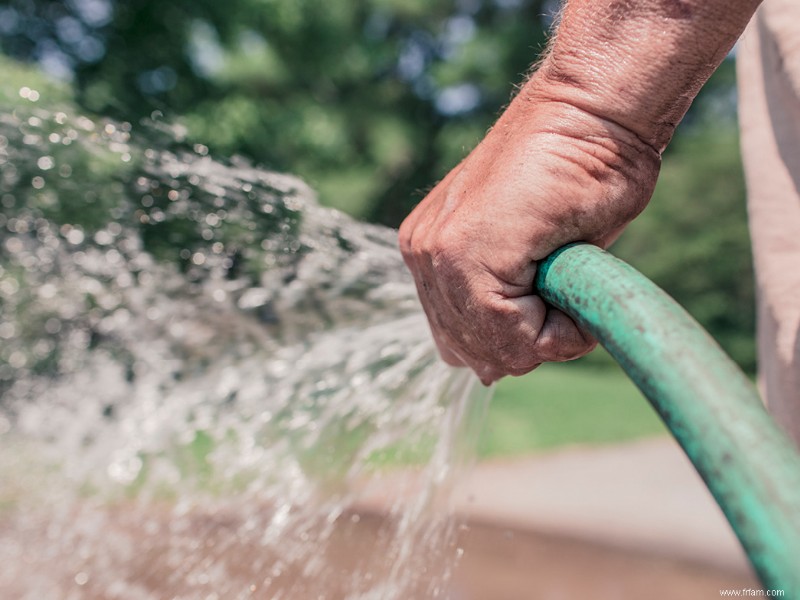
737,0 -> 800,447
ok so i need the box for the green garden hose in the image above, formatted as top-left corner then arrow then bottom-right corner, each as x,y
534,243 -> 800,593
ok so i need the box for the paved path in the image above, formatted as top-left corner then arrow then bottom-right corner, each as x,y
356,436 -> 753,575
451,436 -> 751,573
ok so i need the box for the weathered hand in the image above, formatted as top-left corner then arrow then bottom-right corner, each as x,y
399,0 -> 758,385
399,94 -> 661,384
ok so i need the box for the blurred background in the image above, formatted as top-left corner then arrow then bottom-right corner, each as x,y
0,0 -> 758,596
0,0 -> 754,452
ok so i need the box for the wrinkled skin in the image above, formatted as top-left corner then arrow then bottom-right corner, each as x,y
399,93 -> 661,384
400,0 -> 760,385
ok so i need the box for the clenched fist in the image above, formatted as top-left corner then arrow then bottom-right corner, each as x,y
399,92 -> 661,384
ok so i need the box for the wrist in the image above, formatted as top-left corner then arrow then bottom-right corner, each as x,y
485,91 -> 661,246
498,82 -> 662,175
519,0 -> 761,153
521,67 -> 674,154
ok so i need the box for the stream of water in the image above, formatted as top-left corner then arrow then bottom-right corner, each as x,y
0,85 -> 491,598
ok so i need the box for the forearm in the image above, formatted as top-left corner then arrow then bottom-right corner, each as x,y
398,0 -> 764,381
521,0 -> 763,151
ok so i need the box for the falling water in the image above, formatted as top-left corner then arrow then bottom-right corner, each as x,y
0,81 -> 491,598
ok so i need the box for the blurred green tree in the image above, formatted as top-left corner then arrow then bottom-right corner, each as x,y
0,1 -> 755,368
613,119 -> 755,372
0,0 -> 555,221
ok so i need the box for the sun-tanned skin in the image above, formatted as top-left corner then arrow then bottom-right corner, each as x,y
399,0 -> 763,385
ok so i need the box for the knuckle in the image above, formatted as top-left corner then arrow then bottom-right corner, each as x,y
500,344 -> 541,373
397,220 -> 416,258
541,333 -> 596,362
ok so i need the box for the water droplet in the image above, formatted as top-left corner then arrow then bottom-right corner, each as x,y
105,249 -> 122,265
19,86 -> 39,101
76,116 -> 94,131
107,453 -> 143,485
44,318 -> 62,334
4,237 -> 23,254
37,156 -> 55,171
34,339 -> 54,359
8,351 -> 27,369
0,278 -> 19,296
0,322 -> 16,339
66,229 -> 85,245
284,197 -> 303,212
38,283 -> 57,299
94,230 -> 113,245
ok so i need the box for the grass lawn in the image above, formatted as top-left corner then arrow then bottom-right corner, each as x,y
478,352 -> 668,458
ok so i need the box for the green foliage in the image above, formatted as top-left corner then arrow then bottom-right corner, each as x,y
0,0 -> 552,223
0,60 -> 137,233
0,55 -> 303,275
0,3 -> 756,371
0,58 -> 312,392
613,122 -> 755,372
0,58 -> 72,106
481,357 -> 667,457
